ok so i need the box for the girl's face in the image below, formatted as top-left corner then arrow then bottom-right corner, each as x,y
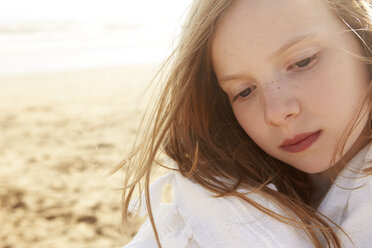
212,0 -> 370,173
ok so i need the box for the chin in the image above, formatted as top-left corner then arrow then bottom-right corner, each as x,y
300,167 -> 330,174
289,160 -> 333,174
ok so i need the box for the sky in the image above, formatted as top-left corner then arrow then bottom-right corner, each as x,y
0,0 -> 191,24
0,0 -> 193,73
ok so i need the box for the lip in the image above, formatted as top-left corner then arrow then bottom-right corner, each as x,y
280,130 -> 322,153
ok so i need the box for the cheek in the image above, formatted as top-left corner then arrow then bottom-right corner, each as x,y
300,52 -> 367,117
232,104 -> 270,147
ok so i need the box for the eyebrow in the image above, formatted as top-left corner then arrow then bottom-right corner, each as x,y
273,32 -> 316,57
219,32 -> 316,85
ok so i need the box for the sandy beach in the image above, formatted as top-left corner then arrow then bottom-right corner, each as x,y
0,65 -> 165,247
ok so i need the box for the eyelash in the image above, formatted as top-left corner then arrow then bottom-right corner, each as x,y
287,53 -> 318,71
232,85 -> 257,102
232,53 -> 318,102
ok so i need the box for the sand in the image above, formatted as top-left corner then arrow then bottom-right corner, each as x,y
0,65 -> 166,247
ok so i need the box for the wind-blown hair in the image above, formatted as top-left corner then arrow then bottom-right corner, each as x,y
119,0 -> 372,247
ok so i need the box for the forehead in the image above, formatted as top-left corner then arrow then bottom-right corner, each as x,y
211,0 -> 343,77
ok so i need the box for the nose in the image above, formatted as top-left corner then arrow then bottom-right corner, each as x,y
262,85 -> 301,126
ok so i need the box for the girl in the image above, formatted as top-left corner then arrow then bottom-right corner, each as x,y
121,0 -> 372,247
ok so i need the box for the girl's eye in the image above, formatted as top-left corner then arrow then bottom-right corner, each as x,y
232,85 -> 257,102
296,57 -> 312,67
287,54 -> 317,71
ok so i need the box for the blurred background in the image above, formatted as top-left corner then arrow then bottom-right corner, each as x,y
0,0 -> 190,247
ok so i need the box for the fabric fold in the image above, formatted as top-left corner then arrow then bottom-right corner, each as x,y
128,172 -> 175,217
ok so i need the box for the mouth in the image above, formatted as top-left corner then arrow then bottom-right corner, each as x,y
280,130 -> 322,153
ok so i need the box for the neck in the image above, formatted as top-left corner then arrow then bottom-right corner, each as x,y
308,173 -> 332,208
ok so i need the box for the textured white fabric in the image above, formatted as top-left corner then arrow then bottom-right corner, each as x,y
124,162 -> 311,247
317,142 -> 372,248
124,144 -> 372,248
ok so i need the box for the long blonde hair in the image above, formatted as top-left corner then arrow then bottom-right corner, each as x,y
119,0 -> 372,247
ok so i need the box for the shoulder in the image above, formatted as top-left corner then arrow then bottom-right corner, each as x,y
124,165 -> 312,247
123,203 -> 194,248
342,143 -> 372,247
349,141 -> 372,206
318,142 -> 372,248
